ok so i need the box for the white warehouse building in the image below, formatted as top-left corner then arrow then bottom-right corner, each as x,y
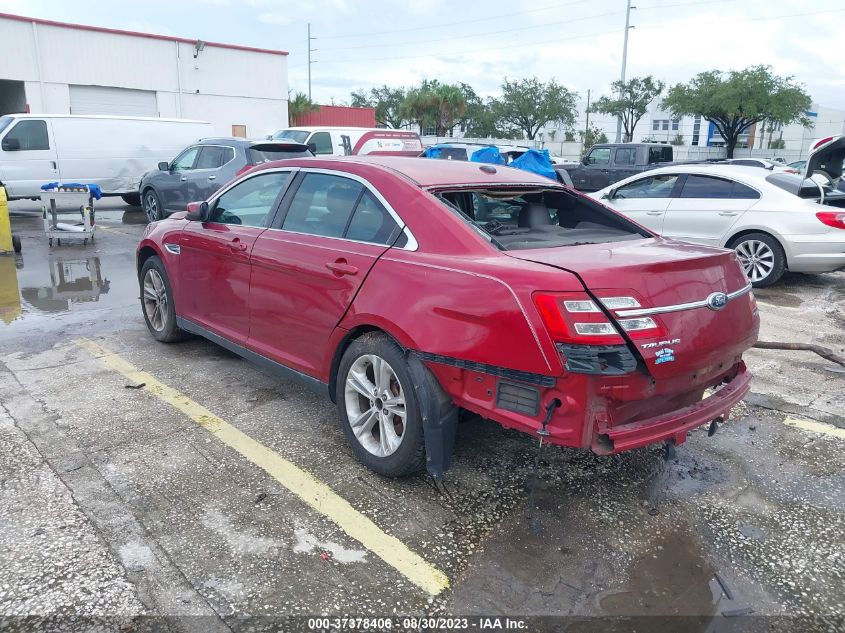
0,12 -> 289,138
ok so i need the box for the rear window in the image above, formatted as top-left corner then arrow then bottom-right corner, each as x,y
272,130 -> 309,143
766,173 -> 845,206
648,146 -> 673,163
437,187 -> 647,251
435,147 -> 469,161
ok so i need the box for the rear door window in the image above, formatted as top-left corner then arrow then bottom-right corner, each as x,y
282,173 -> 363,237
3,120 -> 49,151
648,146 -> 672,163
614,147 -> 636,165
679,175 -> 759,199
195,146 -> 234,169
345,191 -> 402,245
309,132 -> 334,155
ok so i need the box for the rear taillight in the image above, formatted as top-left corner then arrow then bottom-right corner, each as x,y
817,211 -> 845,229
784,168 -> 799,174
534,292 -> 664,344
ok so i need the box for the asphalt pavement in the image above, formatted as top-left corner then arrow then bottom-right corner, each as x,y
0,199 -> 843,632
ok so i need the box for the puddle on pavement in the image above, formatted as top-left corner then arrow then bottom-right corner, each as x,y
1,253 -> 133,329
753,287 -> 803,308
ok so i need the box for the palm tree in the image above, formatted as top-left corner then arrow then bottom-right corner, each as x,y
288,91 -> 320,126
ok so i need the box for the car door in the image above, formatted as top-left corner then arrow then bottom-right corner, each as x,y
188,145 -> 235,202
306,130 -> 336,157
248,170 -> 406,377
0,118 -> 60,198
612,146 -> 638,183
178,170 -> 294,343
158,145 -> 201,211
662,174 -> 760,246
604,173 -> 681,234
582,146 -> 611,191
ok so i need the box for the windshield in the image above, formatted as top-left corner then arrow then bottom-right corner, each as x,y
437,187 -> 648,251
0,116 -> 13,136
272,130 -> 309,143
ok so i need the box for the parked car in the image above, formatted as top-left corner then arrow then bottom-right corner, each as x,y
270,126 -> 423,157
556,143 -> 675,192
723,158 -> 798,173
423,143 -> 569,184
590,141 -> 845,287
138,138 -> 311,222
137,156 -> 758,479
0,114 -> 211,202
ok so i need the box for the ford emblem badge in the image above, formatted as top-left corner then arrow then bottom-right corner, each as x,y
706,292 -> 729,311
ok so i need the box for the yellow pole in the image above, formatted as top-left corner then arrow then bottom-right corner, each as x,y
0,256 -> 21,324
0,186 -> 13,254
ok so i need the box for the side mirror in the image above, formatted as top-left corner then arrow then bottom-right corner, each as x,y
307,142 -> 317,154
601,192 -> 611,200
158,161 -> 169,171
2,137 -> 21,151
185,201 -> 210,222
582,155 -> 590,165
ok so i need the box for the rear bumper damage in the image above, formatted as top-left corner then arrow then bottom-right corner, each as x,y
425,357 -> 751,456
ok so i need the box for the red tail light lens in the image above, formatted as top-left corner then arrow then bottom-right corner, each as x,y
817,211 -> 845,229
535,291 -> 666,344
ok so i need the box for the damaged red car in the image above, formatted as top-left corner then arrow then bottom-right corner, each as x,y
137,157 -> 759,478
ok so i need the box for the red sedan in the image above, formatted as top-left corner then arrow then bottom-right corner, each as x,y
137,157 -> 759,478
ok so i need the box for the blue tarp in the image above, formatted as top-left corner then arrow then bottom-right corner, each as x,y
40,182 -> 103,199
470,146 -> 506,165
423,146 -> 443,159
509,149 -> 556,180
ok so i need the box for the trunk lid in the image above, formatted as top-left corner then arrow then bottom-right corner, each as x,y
803,135 -> 845,188
507,237 -> 758,379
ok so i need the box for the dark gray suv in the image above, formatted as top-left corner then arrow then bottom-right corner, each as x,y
138,137 -> 311,221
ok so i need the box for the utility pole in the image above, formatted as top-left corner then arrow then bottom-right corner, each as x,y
583,89 -> 591,154
307,23 -> 317,100
615,0 -> 634,142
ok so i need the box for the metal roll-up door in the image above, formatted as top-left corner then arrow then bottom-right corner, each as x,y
69,85 -> 158,117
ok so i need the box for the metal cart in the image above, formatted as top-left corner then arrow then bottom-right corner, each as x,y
40,186 -> 96,247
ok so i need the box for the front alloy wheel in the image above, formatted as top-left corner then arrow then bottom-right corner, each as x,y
344,354 -> 407,457
143,268 -> 168,333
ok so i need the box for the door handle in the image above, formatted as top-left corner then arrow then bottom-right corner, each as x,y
718,211 -> 739,216
646,210 -> 664,216
51,160 -> 57,170
180,176 -> 188,182
325,259 -> 358,276
228,238 -> 248,252
207,175 -> 216,181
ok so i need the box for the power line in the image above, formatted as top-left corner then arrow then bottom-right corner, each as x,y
315,0 -> 593,40
316,9 -> 624,52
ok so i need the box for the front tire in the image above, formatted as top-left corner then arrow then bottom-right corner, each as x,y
139,256 -> 186,343
729,232 -> 785,287
336,334 -> 425,477
142,189 -> 164,223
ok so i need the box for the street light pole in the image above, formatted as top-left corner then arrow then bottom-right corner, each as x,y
307,23 -> 312,100
615,0 -> 634,143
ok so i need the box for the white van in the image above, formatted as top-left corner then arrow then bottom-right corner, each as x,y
0,114 -> 212,202
270,126 -> 423,157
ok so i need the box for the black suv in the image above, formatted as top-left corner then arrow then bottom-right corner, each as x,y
139,137 -> 311,221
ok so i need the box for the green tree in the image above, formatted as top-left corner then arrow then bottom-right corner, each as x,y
670,133 -> 685,146
402,80 -> 467,136
591,75 -> 665,143
351,85 -> 409,129
288,91 -> 320,126
492,77 -> 577,140
662,65 -> 811,158
769,138 -> 786,150
579,124 -> 608,153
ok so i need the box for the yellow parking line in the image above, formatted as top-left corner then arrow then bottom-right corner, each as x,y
74,337 -> 450,595
784,417 -> 845,440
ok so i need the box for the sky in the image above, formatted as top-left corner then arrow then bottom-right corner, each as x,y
2,0 -> 844,132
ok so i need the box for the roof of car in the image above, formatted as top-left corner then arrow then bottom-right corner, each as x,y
630,162 -> 787,184
259,156 -> 562,188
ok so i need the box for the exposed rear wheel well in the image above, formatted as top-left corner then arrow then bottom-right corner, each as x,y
328,325 -> 392,403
